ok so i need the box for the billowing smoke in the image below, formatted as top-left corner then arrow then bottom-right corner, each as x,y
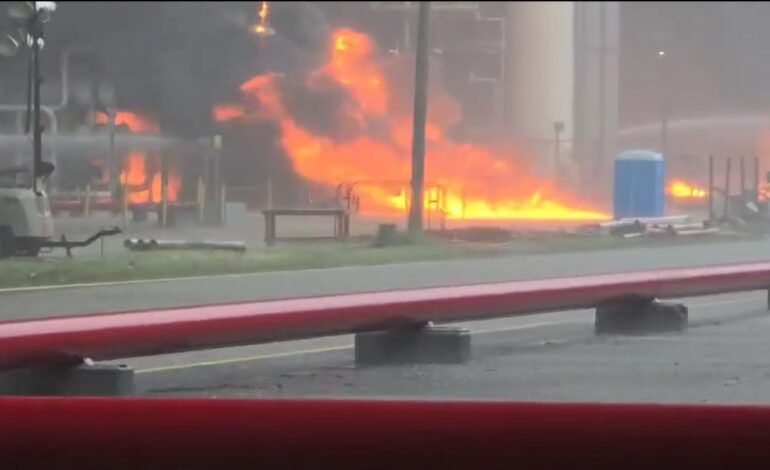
0,1 -> 332,138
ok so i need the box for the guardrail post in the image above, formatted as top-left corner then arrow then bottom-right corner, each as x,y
197,177 -> 206,225
122,184 -> 129,229
160,154 -> 169,229
723,157 -> 732,219
354,323 -> 471,366
220,184 -> 227,225
0,362 -> 134,397
595,297 -> 688,335
83,184 -> 91,218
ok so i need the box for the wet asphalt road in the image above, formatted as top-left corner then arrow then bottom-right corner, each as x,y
128,291 -> 770,404
5,238 -> 770,404
3,237 -> 770,321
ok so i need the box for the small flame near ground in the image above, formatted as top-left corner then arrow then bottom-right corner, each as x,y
216,28 -> 609,221
667,179 -> 708,199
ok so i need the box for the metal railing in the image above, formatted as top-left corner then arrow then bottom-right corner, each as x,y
1,261 -> 770,370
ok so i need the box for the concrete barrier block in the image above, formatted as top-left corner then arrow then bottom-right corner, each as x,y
0,363 -> 135,397
596,300 -> 688,335
355,325 -> 471,366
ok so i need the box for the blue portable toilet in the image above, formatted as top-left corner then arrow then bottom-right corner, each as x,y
613,150 -> 665,220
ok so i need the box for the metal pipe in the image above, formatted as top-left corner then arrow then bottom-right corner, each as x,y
755,155 -> 760,197
221,184 -> 227,225
83,184 -> 91,217
403,8 -> 411,51
31,17 -> 42,193
553,123 -> 562,175
160,154 -> 168,228
124,239 -> 245,252
55,47 -> 72,111
708,154 -> 714,221
2,261 -> 770,370
723,157 -> 731,219
121,181 -> 128,228
740,156 -> 746,202
106,109 -> 117,194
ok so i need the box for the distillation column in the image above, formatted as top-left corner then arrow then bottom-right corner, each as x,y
573,1 -> 620,197
506,1 -> 575,181
505,1 -> 619,195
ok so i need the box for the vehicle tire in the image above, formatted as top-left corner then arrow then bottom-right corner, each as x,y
0,226 -> 15,259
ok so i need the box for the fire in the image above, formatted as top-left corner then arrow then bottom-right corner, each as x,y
219,28 -> 608,221
667,179 -> 708,199
252,1 -> 274,38
213,105 -> 246,122
258,1 -> 269,22
119,152 -> 181,205
94,111 -> 159,134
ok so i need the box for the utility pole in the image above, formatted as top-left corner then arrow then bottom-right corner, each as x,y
407,1 -> 430,234
2,2 -> 57,193
30,2 -> 43,193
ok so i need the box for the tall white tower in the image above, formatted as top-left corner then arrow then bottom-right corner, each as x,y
505,1 -> 619,193
506,1 -> 575,178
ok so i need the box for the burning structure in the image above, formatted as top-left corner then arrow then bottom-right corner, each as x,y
215,27 -> 608,222
5,2 -> 767,226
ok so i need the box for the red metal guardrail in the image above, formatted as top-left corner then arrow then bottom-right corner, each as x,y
2,397 -> 770,469
1,261 -> 770,370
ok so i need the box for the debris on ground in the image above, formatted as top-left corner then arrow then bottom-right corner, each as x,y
577,215 -> 726,239
124,239 -> 247,253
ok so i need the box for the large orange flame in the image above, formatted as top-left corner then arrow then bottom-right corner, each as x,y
119,152 -> 181,205
95,111 -> 159,134
217,28 -> 608,221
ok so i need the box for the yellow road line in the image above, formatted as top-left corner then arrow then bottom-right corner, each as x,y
472,319 -> 590,335
135,322 -> 570,374
136,345 -> 353,374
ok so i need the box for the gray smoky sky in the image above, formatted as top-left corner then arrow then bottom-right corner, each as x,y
0,1 -> 331,137
1,2 -> 770,137
620,1 -> 770,126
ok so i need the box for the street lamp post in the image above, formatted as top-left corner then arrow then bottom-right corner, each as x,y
1,1 -> 57,194
407,1 -> 431,234
30,8 -> 44,193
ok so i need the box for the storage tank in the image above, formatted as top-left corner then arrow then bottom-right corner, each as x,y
506,1 -> 574,178
613,149 -> 665,219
